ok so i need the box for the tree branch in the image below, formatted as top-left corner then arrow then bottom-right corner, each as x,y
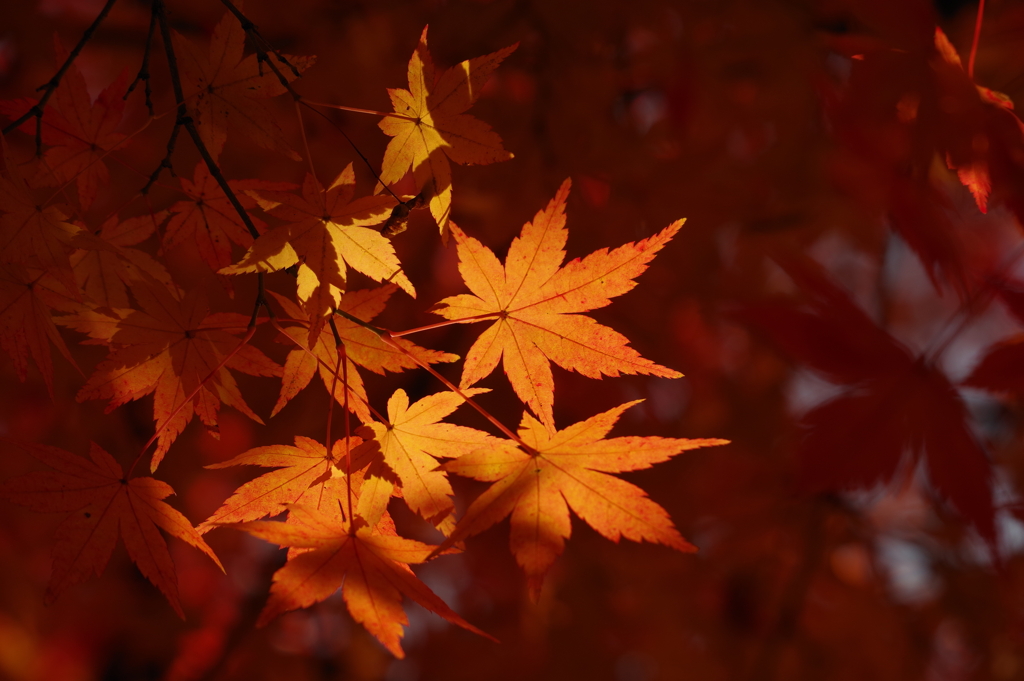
152,0 -> 260,240
2,0 -> 119,154
124,1 -> 159,114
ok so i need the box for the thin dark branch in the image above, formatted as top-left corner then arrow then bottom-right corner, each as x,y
218,0 -> 301,78
153,0 -> 261,241
141,117 -> 181,193
248,273 -> 270,328
1,0 -> 119,154
327,315 -> 344,348
124,1 -> 159,114
333,306 -> 386,336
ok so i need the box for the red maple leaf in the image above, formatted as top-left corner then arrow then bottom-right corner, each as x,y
0,441 -> 223,617
740,257 -> 995,541
0,38 -> 130,210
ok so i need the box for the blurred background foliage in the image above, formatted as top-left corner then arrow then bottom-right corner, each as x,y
3,0 -> 1024,679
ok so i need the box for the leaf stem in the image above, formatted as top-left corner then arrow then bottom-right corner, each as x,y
391,312 -> 501,338
328,307 -> 527,447
341,339 -> 355,531
324,328 -> 342,475
376,329 -> 532,451
968,0 -> 986,79
269,318 -> 389,424
302,99 -> 416,121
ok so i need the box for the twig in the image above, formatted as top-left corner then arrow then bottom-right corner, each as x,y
248,273 -> 270,328
153,0 -> 261,241
218,0 -> 301,78
124,1 -> 159,114
1,0 -> 118,154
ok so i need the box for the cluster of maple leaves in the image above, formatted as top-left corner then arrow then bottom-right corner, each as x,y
0,2 -> 727,657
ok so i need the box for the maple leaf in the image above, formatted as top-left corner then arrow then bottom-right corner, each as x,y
234,503 -> 492,657
70,211 -> 173,309
378,27 -> 516,234
0,265 -> 80,395
739,257 -> 996,542
0,442 -> 223,618
0,145 -> 83,291
164,162 -> 291,275
222,165 -> 413,336
435,400 -> 725,599
359,388 -> 500,524
431,179 -> 683,430
174,6 -> 314,161
198,435 -> 364,532
269,287 -> 456,422
61,280 -> 282,471
0,38 -> 130,209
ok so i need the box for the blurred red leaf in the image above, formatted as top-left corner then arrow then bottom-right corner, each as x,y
740,257 -> 995,542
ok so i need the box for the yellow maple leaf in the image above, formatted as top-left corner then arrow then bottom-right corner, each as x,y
360,388 -> 499,524
221,165 -> 412,336
378,27 -> 516,234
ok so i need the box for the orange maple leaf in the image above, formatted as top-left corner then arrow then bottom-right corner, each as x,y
164,162 -> 291,274
71,211 -> 173,309
222,165 -> 412,337
61,281 -> 282,470
435,401 -> 726,599
0,265 -> 80,395
269,287 -> 456,422
198,435 -> 363,532
0,38 -> 130,209
0,442 -> 223,618
378,27 -> 516,234
234,503 -> 492,657
431,179 -> 683,429
359,388 -> 500,525
174,6 -> 314,161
